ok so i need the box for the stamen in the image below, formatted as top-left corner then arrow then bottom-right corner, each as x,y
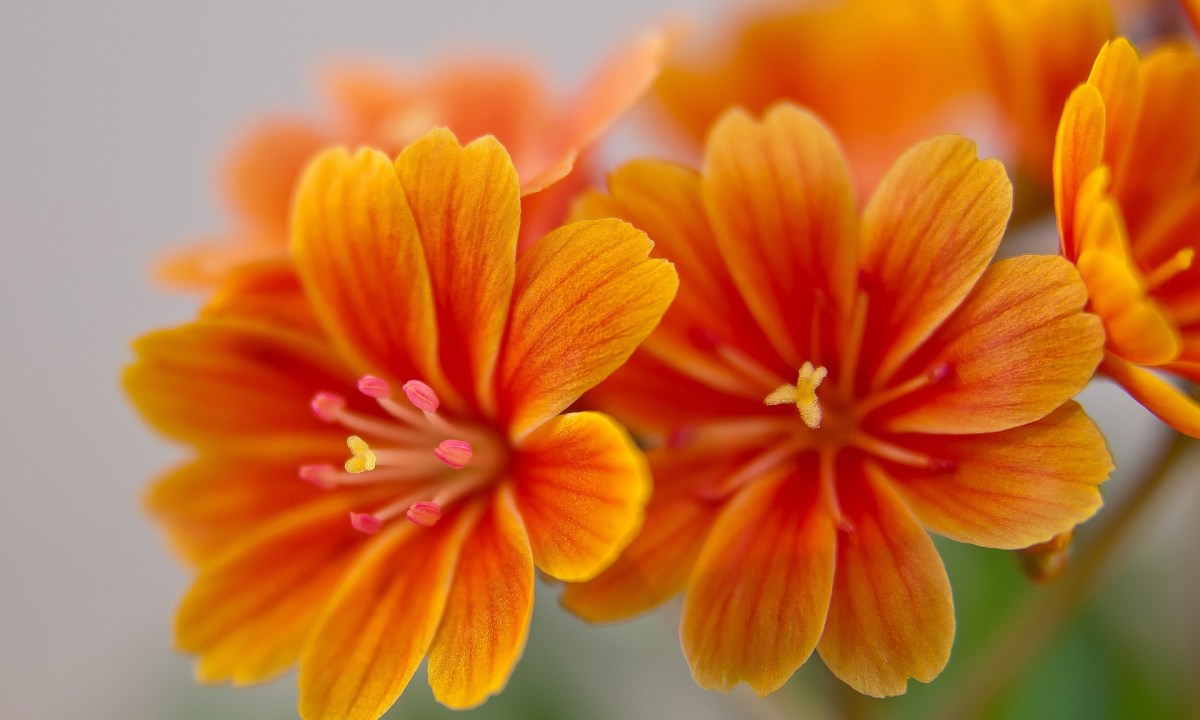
665,418 -> 793,453
357,375 -> 392,399
1144,248 -> 1194,291
311,392 -> 346,422
852,432 -> 954,471
764,362 -> 828,430
854,363 -> 951,419
433,439 -> 473,469
402,380 -> 440,413
349,512 -> 384,534
695,438 -> 806,500
818,449 -> 852,532
344,435 -> 377,474
406,501 -> 442,527
838,288 -> 870,398
299,464 -> 338,490
688,326 -> 788,393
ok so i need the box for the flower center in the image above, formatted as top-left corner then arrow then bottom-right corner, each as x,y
303,375 -> 505,534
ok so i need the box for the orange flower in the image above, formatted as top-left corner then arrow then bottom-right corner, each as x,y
158,33 -> 664,288
563,104 -> 1112,696
654,0 -> 1111,197
127,130 -> 677,717
1054,38 -> 1200,437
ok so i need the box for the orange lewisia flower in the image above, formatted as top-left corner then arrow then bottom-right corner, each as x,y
654,0 -> 1111,197
159,33 -> 664,288
127,130 -> 677,718
564,104 -> 1112,696
1055,38 -> 1200,437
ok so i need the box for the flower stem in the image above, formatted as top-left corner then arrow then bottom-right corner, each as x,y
937,429 -> 1194,720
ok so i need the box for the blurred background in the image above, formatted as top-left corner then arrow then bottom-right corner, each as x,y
1,1 -> 1197,718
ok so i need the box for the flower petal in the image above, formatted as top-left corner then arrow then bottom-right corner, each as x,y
176,497 -> 367,685
298,503 -> 479,720
522,31 -> 666,194
199,259 -> 325,339
817,464 -> 953,698
427,486 -> 534,709
1102,352 -> 1200,438
702,104 -> 859,366
561,451 -> 725,623
861,135 -> 1012,386
223,117 -> 330,232
291,147 -> 445,394
1084,38 -> 1143,182
391,130 -> 520,415
681,469 -> 836,695
890,401 -> 1110,549
882,255 -> 1104,435
1053,84 -> 1107,259
145,458 -> 324,566
512,411 -> 650,582
124,321 -> 351,457
499,219 -> 677,439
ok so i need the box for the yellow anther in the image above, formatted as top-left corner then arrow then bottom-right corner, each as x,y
764,362 -> 828,429
344,435 -> 377,474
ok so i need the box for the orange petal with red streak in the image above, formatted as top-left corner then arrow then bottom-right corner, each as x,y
145,458 -> 324,567
817,465 -> 953,698
702,104 -> 858,366
512,411 -> 651,582
427,486 -> 534,709
291,147 -> 445,392
1102,352 -> 1200,438
176,497 -> 367,685
884,255 -> 1103,435
124,321 -> 350,457
393,130 -> 520,416
499,219 -> 677,439
298,503 -> 479,720
892,401 -> 1110,549
681,470 -> 836,695
861,134 -> 1012,386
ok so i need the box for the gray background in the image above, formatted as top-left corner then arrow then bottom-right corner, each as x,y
1,1 -> 1194,719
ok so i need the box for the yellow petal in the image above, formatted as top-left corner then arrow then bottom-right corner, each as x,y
883,255 -> 1104,435
681,470 -> 836,695
817,465 -> 953,697
393,130 -> 520,416
512,412 -> 651,582
861,135 -> 1013,386
499,219 -> 677,439
291,147 -> 446,395
892,401 -> 1110,549
702,104 -> 859,366
427,486 -> 534,709
1053,84 -> 1106,259
298,503 -> 479,720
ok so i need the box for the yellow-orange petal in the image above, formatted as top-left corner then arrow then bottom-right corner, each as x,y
392,130 -> 520,416
817,465 -> 953,698
124,321 -> 350,457
522,31 -> 666,194
1084,38 -> 1143,181
499,219 -> 677,439
154,233 -> 285,290
883,255 -> 1104,435
298,503 -> 479,720
223,117 -> 331,232
427,486 -> 533,709
1102,352 -> 1200,438
511,411 -> 650,582
145,458 -> 323,566
562,451 -> 725,622
702,104 -> 858,366
291,147 -> 445,394
892,401 -> 1110,549
1053,84 -> 1107,259
681,470 -> 836,695
199,259 -> 324,339
861,135 -> 1013,386
176,497 -> 367,685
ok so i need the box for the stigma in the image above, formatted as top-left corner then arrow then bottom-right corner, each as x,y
765,362 -> 829,429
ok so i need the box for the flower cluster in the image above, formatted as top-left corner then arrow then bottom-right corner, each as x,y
126,1 -> 1199,717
